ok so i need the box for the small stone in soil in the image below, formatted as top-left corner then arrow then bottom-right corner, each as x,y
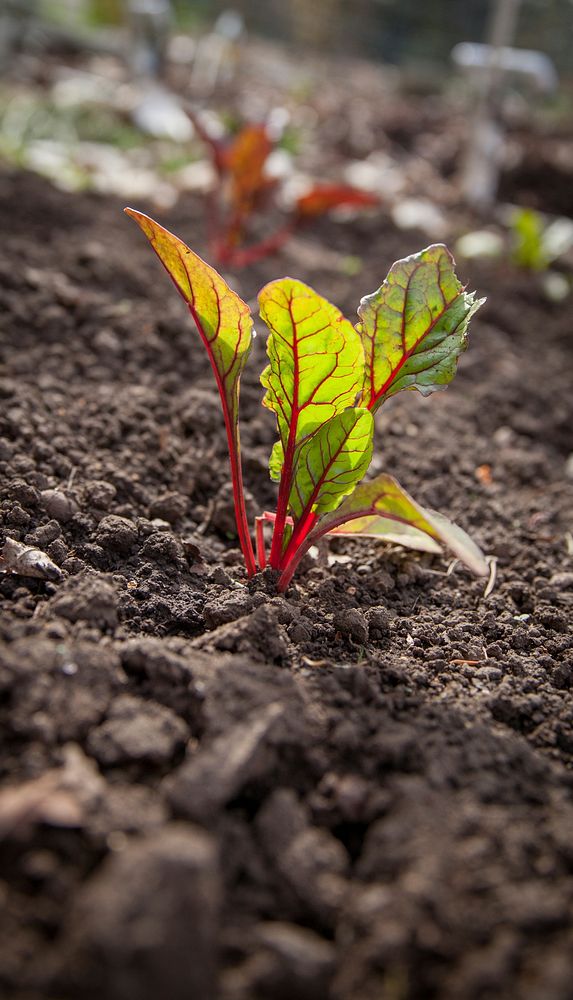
40,488 -> 78,523
44,574 -> 119,628
333,608 -> 369,645
87,694 -> 189,766
96,515 -> 138,554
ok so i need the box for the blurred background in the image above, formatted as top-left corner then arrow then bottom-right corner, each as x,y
1,0 -> 572,286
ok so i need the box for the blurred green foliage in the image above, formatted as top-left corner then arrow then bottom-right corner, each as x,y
40,0 -> 211,30
510,207 -> 573,271
511,208 -> 549,270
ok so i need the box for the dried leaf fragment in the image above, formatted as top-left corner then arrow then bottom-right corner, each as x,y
0,537 -> 63,582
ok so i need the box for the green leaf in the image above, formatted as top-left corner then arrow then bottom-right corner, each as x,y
269,440 -> 284,482
357,244 -> 484,412
312,473 -> 488,576
289,408 -> 374,520
259,278 -> 364,463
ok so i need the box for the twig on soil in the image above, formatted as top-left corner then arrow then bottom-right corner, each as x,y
483,556 -> 498,599
197,499 -> 216,535
423,558 -> 459,577
301,656 -> 332,668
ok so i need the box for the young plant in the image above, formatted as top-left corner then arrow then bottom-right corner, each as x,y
126,208 -> 488,592
510,207 -> 573,272
187,110 -> 378,267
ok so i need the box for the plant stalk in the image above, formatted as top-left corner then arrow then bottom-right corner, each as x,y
186,303 -> 257,577
217,222 -> 294,269
220,402 -> 257,577
278,510 -> 318,570
255,516 -> 267,569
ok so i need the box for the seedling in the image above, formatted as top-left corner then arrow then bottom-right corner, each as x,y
187,110 -> 378,267
510,207 -> 573,272
126,208 -> 488,592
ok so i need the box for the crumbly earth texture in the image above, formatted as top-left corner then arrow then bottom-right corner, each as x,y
0,167 -> 572,1000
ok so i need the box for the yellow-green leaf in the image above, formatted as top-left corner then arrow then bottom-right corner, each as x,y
289,408 -> 374,520
259,278 -> 364,461
125,208 -> 256,575
312,473 -> 488,576
269,440 -> 284,482
357,244 -> 484,411
125,209 -> 253,429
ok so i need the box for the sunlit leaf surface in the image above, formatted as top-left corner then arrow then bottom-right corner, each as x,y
289,408 -> 374,519
357,244 -> 484,412
314,473 -> 488,576
259,277 -> 364,466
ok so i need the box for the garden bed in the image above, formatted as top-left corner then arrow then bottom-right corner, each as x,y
0,165 -> 572,1000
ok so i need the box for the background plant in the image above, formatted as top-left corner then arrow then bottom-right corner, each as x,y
187,109 -> 379,268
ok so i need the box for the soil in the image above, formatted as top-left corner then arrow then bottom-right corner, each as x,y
0,163 -> 572,1000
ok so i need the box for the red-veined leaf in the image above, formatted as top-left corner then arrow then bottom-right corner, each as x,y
259,278 -> 364,465
289,408 -> 374,520
125,208 -> 256,575
328,515 -> 442,554
222,124 -> 274,220
259,277 -> 364,566
296,184 -> 379,219
357,244 -> 484,412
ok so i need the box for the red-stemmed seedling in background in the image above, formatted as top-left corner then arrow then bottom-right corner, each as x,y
126,208 -> 488,592
187,110 -> 379,268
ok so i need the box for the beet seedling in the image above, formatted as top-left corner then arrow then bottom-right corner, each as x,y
187,111 -> 378,267
126,208 -> 487,591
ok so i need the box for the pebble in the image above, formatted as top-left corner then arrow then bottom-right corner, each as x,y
40,489 -> 78,523
87,694 -> 189,766
333,608 -> 369,645
149,492 -> 188,523
96,515 -> 138,554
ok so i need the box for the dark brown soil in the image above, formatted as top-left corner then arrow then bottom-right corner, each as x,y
1,166 -> 572,1000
